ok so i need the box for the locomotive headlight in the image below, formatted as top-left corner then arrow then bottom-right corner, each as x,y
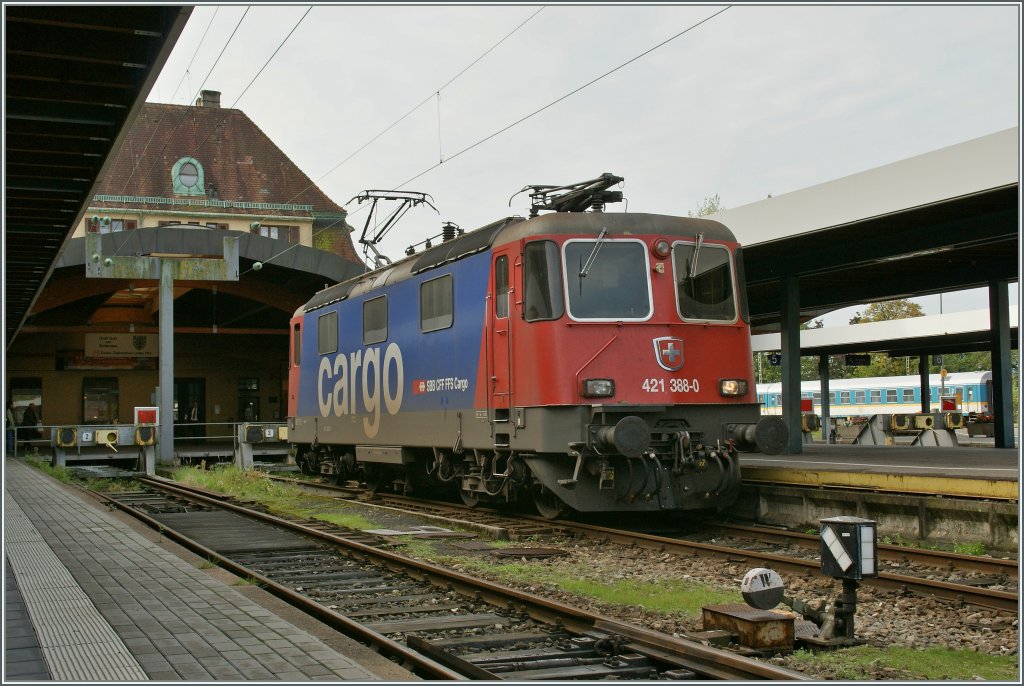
652,238 -> 671,259
720,379 -> 748,396
582,379 -> 615,398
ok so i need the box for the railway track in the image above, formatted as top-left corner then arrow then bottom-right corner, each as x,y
91,476 -> 807,681
266,475 -> 1019,615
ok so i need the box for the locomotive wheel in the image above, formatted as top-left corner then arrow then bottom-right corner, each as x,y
363,464 -> 386,493
459,488 -> 480,508
532,484 -> 567,520
297,451 -> 317,476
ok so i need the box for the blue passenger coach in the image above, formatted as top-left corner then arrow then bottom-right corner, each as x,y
757,371 -> 992,418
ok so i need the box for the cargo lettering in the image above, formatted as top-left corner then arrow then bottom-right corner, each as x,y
318,342 -> 404,438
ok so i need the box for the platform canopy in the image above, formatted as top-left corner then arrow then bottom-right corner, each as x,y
713,128 -> 1019,331
4,5 -> 193,350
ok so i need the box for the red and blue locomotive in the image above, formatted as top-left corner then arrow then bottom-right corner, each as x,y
286,175 -> 785,518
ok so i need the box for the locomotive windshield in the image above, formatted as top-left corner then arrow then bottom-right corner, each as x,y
673,241 -> 736,321
563,239 -> 652,320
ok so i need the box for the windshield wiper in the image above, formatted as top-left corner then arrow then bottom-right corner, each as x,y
579,228 -> 608,278
687,232 -> 705,280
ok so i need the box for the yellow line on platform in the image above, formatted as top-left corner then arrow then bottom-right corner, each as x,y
742,467 -> 1019,501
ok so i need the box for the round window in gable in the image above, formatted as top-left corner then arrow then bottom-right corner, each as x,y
178,162 -> 199,188
171,157 -> 205,195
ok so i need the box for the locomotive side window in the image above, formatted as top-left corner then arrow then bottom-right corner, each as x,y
317,311 -> 337,355
495,256 -> 509,319
421,274 -> 454,332
523,241 -> 564,321
673,242 -> 736,322
292,323 -> 301,366
363,296 -> 388,344
562,240 -> 651,321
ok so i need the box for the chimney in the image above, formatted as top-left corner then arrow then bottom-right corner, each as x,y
196,90 -> 221,108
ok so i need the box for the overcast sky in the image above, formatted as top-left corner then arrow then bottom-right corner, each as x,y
147,3 -> 1020,325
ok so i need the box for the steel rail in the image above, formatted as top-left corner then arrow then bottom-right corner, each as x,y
264,476 -> 1018,615
136,476 -> 809,680
705,522 -> 1018,578
94,483 -> 466,680
527,519 -> 1020,615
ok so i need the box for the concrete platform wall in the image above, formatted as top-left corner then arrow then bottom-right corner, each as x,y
731,483 -> 1018,551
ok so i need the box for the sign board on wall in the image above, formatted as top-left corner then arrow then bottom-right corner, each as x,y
85,333 -> 157,358
58,350 -> 156,371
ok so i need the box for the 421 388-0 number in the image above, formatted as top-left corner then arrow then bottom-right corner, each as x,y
642,378 -> 700,393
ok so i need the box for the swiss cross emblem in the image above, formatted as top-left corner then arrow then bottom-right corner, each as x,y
653,337 -> 684,371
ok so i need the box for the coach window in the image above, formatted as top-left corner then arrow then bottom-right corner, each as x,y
885,389 -> 898,403
495,257 -> 509,319
363,296 -> 388,344
840,391 -> 851,404
869,389 -> 881,403
421,275 -> 453,332
854,390 -> 866,404
523,241 -> 564,321
318,311 -> 337,355
901,388 -> 915,402
564,239 -> 651,320
673,242 -> 736,322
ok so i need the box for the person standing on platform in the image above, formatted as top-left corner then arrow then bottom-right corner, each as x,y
6,402 -> 16,453
19,403 -> 39,446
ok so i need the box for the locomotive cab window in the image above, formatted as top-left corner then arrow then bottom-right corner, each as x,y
317,312 -> 337,355
673,242 -> 736,322
421,275 -> 453,332
363,296 -> 388,344
523,241 -> 564,321
563,239 -> 651,321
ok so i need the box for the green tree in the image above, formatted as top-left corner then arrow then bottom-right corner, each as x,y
689,194 -> 724,217
846,299 -> 925,377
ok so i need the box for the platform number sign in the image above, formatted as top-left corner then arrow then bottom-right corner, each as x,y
768,352 -> 782,366
845,354 -> 871,366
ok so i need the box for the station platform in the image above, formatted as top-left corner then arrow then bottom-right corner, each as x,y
740,443 -> 1020,500
3,457 -> 415,682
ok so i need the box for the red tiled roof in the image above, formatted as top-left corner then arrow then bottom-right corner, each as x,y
91,101 -> 360,262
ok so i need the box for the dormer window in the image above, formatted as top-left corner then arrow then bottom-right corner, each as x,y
172,157 -> 205,196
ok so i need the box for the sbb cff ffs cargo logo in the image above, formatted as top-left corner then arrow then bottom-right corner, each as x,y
653,337 -> 684,372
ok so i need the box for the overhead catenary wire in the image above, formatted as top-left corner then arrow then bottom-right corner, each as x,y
107,5 -> 535,267
164,6 -> 221,106
105,6 -> 254,251
241,5 -> 732,276
393,5 -> 732,192
309,6 -> 546,194
235,6 -> 547,274
108,7 -> 313,257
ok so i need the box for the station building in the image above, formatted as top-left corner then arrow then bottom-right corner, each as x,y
5,90 -> 365,437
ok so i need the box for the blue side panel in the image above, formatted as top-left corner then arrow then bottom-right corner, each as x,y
296,252 -> 491,424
